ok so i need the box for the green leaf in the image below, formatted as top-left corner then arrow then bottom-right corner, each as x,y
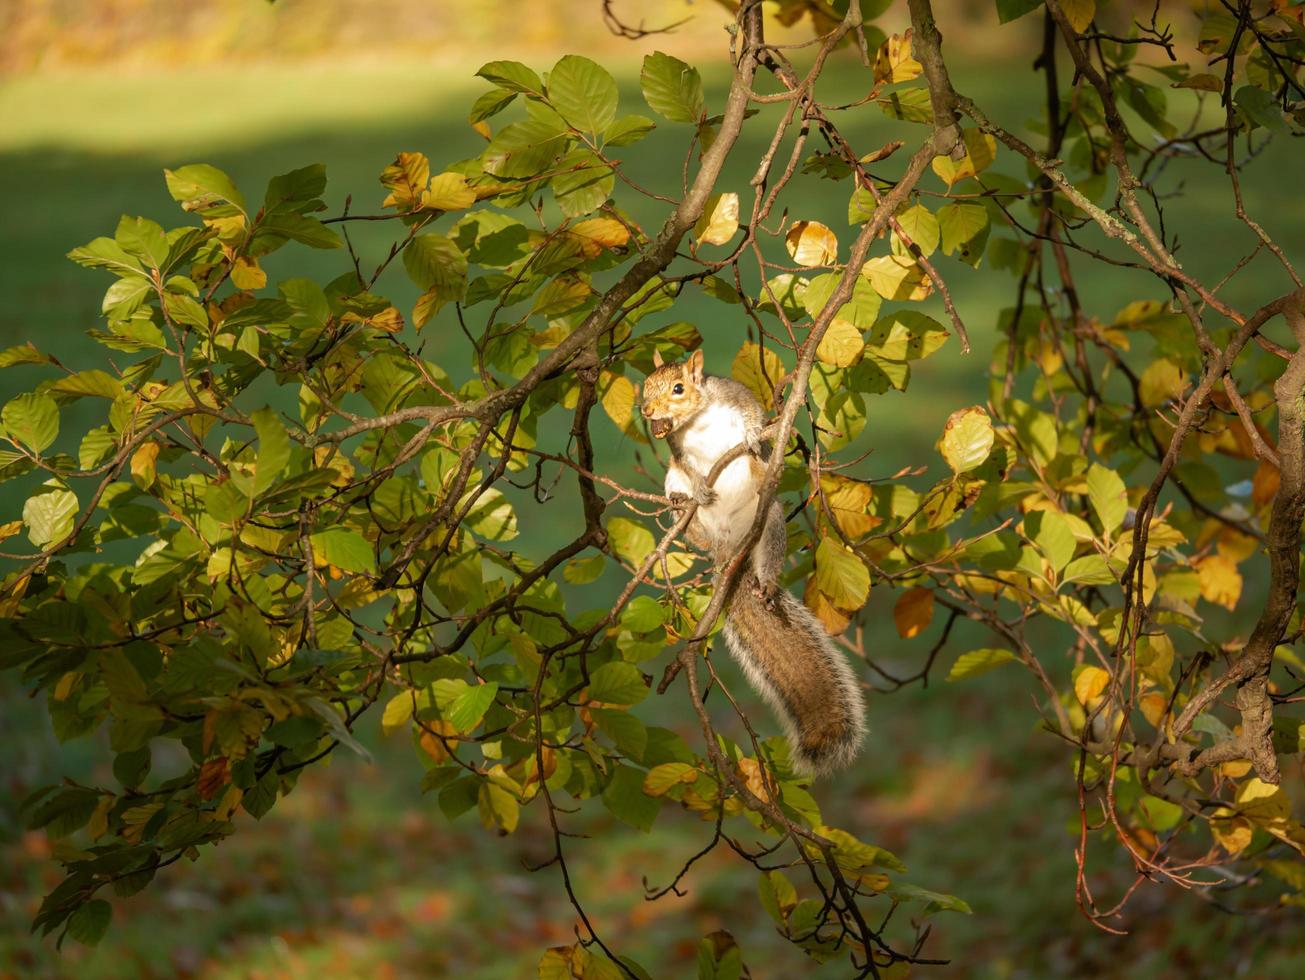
644,762 -> 699,795
49,370 -> 124,401
1062,554 -> 1117,586
3,392 -> 59,453
603,764 -> 661,831
448,682 -> 498,733
547,55 -> 619,135
938,406 -> 993,474
165,163 -> 247,215
67,236 -> 146,278
877,87 -> 933,124
592,708 -> 648,761
483,118 -> 570,178
1086,463 -> 1127,535
66,899 -> 112,946
256,211 -> 343,250
552,149 -> 615,217
641,52 -> 704,123
404,234 -> 468,326
802,273 -> 882,328
996,0 -> 1043,24
476,60 -> 544,95
1026,509 -> 1076,573
588,661 -> 649,705
563,554 -> 606,584
24,485 -> 78,548
605,114 -> 656,147
607,517 -> 655,565
886,882 -> 972,915
252,407 -> 291,496
381,691 -> 415,735
947,648 -> 1017,681
621,596 -> 665,633
463,487 -> 519,541
894,203 -> 939,257
1234,85 -> 1288,133
310,528 -> 376,573
814,537 -> 871,609
264,163 -> 327,209
0,344 -> 53,369
938,202 -> 990,262
116,215 -> 169,269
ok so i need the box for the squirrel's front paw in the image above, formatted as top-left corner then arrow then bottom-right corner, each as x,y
746,432 -> 765,457
668,491 -> 692,509
694,485 -> 718,507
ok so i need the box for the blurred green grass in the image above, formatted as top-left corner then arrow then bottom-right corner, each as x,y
2,45 -> 1305,979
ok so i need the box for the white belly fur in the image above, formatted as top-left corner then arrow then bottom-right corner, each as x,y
674,402 -> 759,556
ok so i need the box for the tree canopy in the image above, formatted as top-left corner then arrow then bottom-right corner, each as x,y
3,0 -> 1305,974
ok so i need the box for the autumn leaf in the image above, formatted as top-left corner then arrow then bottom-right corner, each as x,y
693,192 -> 739,246
380,151 -> 430,210
893,587 -> 934,639
939,406 -> 994,474
874,31 -> 923,84
1073,665 -> 1110,704
1195,554 -> 1243,610
785,220 -> 838,267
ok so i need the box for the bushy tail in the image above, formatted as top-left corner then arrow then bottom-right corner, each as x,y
722,585 -> 866,777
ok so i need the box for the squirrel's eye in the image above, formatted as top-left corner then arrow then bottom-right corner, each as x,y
672,383 -> 684,395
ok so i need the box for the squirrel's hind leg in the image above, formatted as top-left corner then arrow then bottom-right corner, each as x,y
748,500 -> 787,609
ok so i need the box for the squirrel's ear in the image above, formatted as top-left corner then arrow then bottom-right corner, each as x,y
652,348 -> 665,369
688,348 -> 704,384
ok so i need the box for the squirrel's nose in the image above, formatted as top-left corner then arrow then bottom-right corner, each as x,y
640,405 -> 653,417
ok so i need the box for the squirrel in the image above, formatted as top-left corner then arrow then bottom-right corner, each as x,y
639,348 -> 866,777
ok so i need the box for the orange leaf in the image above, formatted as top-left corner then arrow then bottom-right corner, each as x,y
893,587 -> 934,639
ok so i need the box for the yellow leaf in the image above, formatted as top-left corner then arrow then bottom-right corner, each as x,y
418,721 -> 458,764
1139,358 -> 1187,407
820,474 -> 879,538
738,757 -> 778,804
805,578 -> 853,635
380,151 -> 430,210
370,306 -> 404,333
0,519 -> 24,543
1215,527 -> 1259,564
230,256 -> 266,290
1073,664 -> 1110,704
130,441 -> 160,489
1221,760 -> 1253,778
1060,0 -> 1096,33
860,254 -> 932,300
599,372 -> 637,431
1211,813 -> 1253,855
381,691 -> 415,735
814,536 -> 871,610
423,172 -> 476,211
1195,554 -> 1242,610
53,670 -> 80,702
731,342 -> 784,408
815,317 -> 864,368
930,129 -> 998,186
938,406 -> 994,474
873,31 -> 923,84
785,219 -> 838,267
1139,691 -> 1167,728
893,587 -> 934,639
693,192 -> 739,246
570,217 -> 630,258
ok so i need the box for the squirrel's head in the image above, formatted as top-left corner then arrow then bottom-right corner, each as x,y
640,348 -> 706,439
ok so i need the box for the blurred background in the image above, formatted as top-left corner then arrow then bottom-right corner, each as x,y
2,1 -> 1304,977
